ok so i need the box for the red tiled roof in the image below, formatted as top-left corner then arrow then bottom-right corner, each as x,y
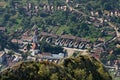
40,32 -> 90,42
32,43 -> 38,49
41,32 -> 58,38
41,52 -> 52,56
41,32 -> 48,36
49,34 -> 58,38
11,39 -> 22,44
76,37 -> 90,42
22,36 -> 32,40
114,60 -> 120,64
38,52 -> 52,57
97,38 -> 105,42
61,35 -> 76,40
23,30 -> 31,36
90,53 -> 100,59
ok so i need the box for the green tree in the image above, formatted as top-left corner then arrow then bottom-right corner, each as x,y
50,73 -> 59,80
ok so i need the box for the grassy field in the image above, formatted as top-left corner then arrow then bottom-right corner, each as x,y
56,25 -> 70,35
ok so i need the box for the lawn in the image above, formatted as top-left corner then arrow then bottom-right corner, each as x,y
56,25 -> 70,35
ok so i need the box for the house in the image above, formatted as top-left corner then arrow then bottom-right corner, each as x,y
43,5 -> 47,11
40,32 -> 58,38
37,52 -> 64,60
34,5 -> 38,13
63,6 -> 67,11
11,39 -> 23,44
68,41 -> 74,47
39,32 -> 90,49
114,60 -> 120,77
91,47 -> 104,54
55,39 -> 61,45
21,36 -> 32,42
38,52 -> 52,59
76,37 -> 90,42
66,0 -> 69,3
0,27 -> 6,32
115,11 -> 118,16
28,3 -> 32,10
90,53 -> 100,59
94,22 -> 103,28
47,5 -> 50,11
78,42 -> 85,49
69,7 -> 73,12
57,6 -> 61,10
97,38 -> 105,43
0,52 -> 6,64
118,12 -> 120,16
89,17 -> 96,22
61,35 -> 76,40
117,37 -> 120,41
12,55 -> 20,62
23,30 -> 31,36
106,31 -> 116,36
33,34 -> 38,43
74,42 -> 79,48
110,12 -> 114,16
46,37 -> 52,43
90,11 -> 94,16
63,40 -> 69,47
31,43 -> 40,56
14,3 -> 18,9
11,39 -> 23,49
103,10 -> 110,16
52,53 -> 64,59
95,11 -> 99,16
40,32 -> 58,43
97,18 -> 104,23
27,56 -> 36,61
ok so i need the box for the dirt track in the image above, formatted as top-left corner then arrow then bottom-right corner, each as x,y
63,47 -> 89,57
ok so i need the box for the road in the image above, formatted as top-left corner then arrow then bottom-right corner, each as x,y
66,3 -> 87,17
108,22 -> 120,37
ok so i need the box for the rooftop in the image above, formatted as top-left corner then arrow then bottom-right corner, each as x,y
0,51 -> 5,57
40,52 -> 52,56
40,32 -> 58,38
0,27 -> 6,31
76,37 -> 90,42
11,39 -> 23,44
61,35 -> 76,40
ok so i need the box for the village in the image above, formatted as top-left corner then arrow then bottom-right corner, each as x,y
0,25 -> 90,65
0,0 -> 120,79
0,24 -> 120,77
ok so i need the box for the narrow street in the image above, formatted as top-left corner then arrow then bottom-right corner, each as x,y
108,22 -> 120,37
66,3 -> 87,17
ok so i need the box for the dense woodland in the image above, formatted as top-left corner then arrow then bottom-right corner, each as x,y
0,55 -> 112,80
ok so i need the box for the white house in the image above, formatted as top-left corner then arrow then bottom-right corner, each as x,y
52,53 -> 65,59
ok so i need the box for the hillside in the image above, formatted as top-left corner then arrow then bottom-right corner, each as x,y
0,55 -> 112,80
0,0 -> 120,40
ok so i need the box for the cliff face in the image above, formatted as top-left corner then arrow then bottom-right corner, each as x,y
0,55 -> 112,80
